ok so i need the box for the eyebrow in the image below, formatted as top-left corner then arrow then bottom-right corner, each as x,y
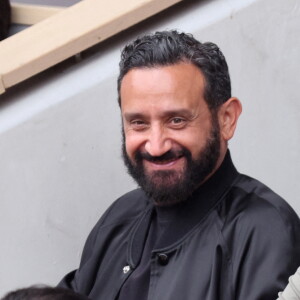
123,109 -> 194,121
123,112 -> 145,122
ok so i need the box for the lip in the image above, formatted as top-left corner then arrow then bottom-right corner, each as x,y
143,156 -> 185,171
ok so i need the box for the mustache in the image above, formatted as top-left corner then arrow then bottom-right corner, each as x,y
135,148 -> 190,163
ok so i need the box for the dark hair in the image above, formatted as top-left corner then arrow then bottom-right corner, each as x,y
1,286 -> 90,300
0,0 -> 11,41
117,30 -> 231,110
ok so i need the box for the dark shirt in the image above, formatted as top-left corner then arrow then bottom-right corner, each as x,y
118,206 -> 182,300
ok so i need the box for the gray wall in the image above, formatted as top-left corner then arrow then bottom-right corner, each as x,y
0,0 -> 299,296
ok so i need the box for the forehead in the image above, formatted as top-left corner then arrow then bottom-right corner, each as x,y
120,63 -> 206,110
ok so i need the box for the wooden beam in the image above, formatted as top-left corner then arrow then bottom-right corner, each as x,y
0,0 -> 182,94
0,77 -> 5,94
11,3 -> 65,25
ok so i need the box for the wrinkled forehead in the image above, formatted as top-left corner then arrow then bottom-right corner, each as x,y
120,63 -> 206,106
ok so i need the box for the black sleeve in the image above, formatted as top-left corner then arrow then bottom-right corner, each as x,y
230,202 -> 300,300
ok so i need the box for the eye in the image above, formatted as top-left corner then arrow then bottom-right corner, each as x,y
132,120 -> 144,125
169,117 -> 186,128
171,118 -> 184,124
130,120 -> 148,131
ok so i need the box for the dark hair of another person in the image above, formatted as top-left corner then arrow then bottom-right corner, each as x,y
0,0 -> 11,41
117,30 -> 231,111
1,286 -> 90,300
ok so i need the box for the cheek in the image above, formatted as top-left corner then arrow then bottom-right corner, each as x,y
173,129 -> 209,158
124,132 -> 144,158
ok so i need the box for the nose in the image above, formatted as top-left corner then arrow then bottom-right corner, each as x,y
144,125 -> 172,157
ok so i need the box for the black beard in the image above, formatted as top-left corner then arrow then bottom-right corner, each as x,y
122,114 -> 221,206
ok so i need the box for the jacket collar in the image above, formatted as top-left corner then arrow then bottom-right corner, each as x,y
128,151 -> 239,268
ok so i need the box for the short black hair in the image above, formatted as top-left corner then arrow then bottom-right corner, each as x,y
0,0 -> 11,41
1,286 -> 90,300
117,30 -> 231,110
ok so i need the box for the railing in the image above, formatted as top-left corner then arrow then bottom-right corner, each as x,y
0,0 -> 182,94
11,3 -> 64,25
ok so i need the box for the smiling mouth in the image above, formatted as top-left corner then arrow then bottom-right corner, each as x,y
143,155 -> 185,170
145,156 -> 183,165
136,149 -> 187,170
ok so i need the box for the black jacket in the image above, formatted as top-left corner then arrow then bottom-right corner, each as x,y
59,154 -> 300,300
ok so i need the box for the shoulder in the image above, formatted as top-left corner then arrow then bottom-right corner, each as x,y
218,173 -> 300,255
79,188 -> 151,262
222,174 -> 300,234
93,188 -> 151,228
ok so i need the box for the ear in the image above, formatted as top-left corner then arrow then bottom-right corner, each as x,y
218,97 -> 242,141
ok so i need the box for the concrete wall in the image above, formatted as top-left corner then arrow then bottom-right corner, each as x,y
0,0 -> 299,296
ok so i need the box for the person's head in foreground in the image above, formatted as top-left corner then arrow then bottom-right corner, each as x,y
0,0 -> 11,41
118,30 -> 242,205
1,286 -> 90,300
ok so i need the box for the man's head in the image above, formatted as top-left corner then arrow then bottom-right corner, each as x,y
118,31 -> 242,206
118,30 -> 231,110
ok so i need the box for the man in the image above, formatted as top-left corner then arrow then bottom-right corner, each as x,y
59,31 -> 300,299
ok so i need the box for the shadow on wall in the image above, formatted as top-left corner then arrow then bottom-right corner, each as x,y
0,0 -> 11,41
